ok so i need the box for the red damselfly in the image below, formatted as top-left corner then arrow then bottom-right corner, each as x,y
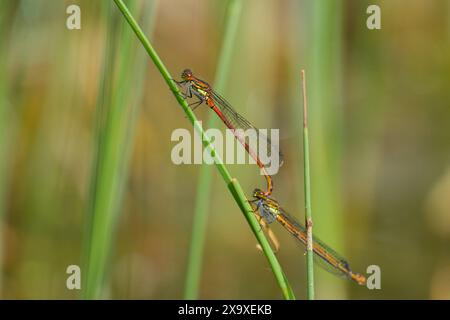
176,69 -> 283,196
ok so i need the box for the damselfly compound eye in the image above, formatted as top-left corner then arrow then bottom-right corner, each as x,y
181,69 -> 192,80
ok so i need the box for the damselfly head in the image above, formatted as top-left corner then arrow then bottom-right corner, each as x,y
253,188 -> 265,199
181,69 -> 193,80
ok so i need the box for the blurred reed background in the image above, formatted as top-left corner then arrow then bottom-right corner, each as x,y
0,0 -> 450,299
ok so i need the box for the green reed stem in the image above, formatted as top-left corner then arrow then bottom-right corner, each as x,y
82,0 -> 155,299
307,0 -> 345,298
301,70 -> 315,300
184,0 -> 243,300
0,1 -> 13,298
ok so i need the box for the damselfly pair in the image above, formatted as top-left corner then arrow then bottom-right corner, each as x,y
176,69 -> 365,286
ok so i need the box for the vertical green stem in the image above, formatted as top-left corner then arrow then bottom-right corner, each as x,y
307,0 -> 345,298
0,1 -> 12,299
301,70 -> 315,300
82,0 -> 155,299
184,0 -> 243,300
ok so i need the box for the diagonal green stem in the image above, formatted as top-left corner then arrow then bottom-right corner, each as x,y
113,0 -> 295,299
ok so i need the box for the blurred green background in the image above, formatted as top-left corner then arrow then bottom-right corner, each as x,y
1,0 -> 450,299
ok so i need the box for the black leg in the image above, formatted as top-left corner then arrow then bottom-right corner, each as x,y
189,100 -> 203,110
172,79 -> 186,89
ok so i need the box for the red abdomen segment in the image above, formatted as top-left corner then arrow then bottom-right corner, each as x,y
206,97 -> 273,196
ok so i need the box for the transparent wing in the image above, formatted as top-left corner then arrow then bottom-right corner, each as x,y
275,206 -> 356,280
209,90 -> 284,167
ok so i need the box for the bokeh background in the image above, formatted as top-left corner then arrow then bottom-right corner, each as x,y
1,0 -> 449,299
